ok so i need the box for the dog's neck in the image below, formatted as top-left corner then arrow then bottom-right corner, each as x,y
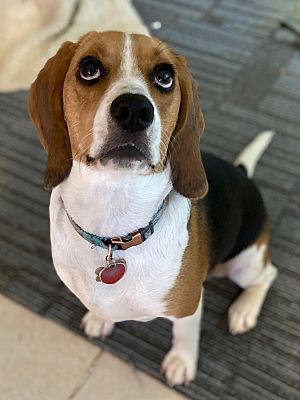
58,161 -> 172,237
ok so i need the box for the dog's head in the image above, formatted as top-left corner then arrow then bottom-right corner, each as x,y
29,31 -> 208,199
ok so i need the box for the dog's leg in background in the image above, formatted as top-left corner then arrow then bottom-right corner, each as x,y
161,293 -> 203,386
211,252 -> 277,334
225,247 -> 277,335
81,311 -> 115,339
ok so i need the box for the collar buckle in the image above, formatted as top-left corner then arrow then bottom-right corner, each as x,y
111,230 -> 143,250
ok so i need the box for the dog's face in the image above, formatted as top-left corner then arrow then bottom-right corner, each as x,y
29,31 -> 208,199
63,32 -> 180,171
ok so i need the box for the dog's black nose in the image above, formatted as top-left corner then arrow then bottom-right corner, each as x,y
110,94 -> 154,133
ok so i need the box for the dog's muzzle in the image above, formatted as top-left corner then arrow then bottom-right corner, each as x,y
91,93 -> 155,167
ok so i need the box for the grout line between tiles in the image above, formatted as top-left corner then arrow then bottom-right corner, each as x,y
67,348 -> 104,400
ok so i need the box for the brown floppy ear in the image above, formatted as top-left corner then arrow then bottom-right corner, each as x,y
28,41 -> 77,191
169,56 -> 208,199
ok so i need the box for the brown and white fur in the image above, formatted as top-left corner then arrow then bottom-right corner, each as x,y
28,31 -> 277,386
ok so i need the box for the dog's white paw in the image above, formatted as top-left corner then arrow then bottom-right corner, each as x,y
228,295 -> 259,335
81,311 -> 114,339
161,347 -> 197,386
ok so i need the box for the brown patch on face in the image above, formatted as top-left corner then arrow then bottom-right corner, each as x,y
133,35 -> 208,198
132,35 -> 181,170
164,201 -> 210,318
28,31 -> 126,189
63,31 -> 125,162
256,219 -> 271,265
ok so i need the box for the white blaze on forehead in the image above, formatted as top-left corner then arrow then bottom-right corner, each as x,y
121,33 -> 139,78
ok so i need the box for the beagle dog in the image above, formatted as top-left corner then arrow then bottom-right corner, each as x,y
28,31 -> 278,386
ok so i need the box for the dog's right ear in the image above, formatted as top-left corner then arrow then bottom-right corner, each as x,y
28,41 -> 77,191
169,55 -> 208,199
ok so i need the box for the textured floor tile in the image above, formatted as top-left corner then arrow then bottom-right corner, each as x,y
73,352 -> 185,400
0,294 -> 101,400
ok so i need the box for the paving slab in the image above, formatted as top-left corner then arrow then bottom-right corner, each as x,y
0,294 -> 100,400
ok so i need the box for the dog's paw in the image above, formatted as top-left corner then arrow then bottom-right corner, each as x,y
228,295 -> 258,335
161,347 -> 197,386
81,311 -> 114,339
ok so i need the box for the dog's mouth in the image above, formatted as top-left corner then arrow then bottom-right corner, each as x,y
102,144 -> 147,163
87,143 -> 152,168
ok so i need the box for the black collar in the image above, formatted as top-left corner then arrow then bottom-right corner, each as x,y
63,201 -> 164,251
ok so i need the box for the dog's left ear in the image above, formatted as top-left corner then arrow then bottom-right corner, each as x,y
28,41 -> 77,191
169,56 -> 208,199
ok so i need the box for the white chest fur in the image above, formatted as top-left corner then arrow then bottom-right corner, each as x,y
49,162 -> 190,322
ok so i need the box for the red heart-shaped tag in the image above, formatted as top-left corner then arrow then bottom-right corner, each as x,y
99,260 -> 126,284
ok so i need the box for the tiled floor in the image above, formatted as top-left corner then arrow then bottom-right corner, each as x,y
0,294 -> 183,400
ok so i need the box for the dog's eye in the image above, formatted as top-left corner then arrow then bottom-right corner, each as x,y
154,64 -> 174,90
79,57 -> 102,82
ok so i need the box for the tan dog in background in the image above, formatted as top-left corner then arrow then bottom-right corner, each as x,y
0,1 -> 148,91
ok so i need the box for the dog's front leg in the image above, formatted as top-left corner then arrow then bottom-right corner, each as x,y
81,311 -> 115,340
161,293 -> 203,386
